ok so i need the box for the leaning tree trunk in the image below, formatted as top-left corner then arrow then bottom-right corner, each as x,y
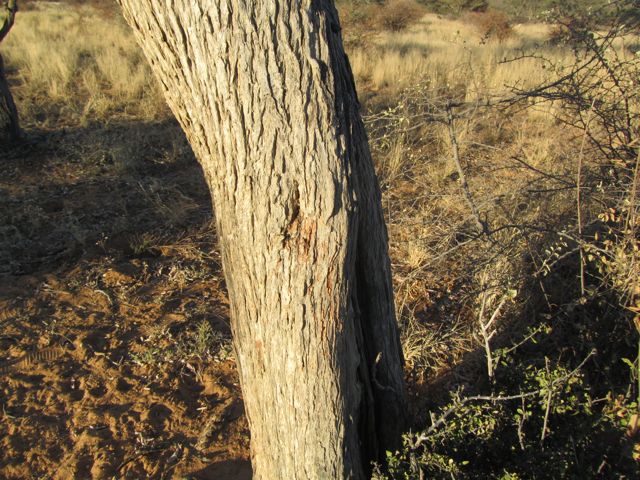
0,0 -> 20,144
0,54 -> 20,143
116,1 -> 407,478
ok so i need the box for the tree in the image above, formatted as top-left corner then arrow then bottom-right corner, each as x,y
0,0 -> 20,143
115,1 -> 407,478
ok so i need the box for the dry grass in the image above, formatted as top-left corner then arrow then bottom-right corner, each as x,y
345,11 -> 638,393
349,13 -> 570,98
2,2 -> 167,127
342,11 -> 582,380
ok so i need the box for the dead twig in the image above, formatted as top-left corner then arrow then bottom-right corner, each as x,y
576,99 -> 596,297
446,101 -> 486,236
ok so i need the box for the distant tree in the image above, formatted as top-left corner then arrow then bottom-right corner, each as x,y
116,1 -> 408,479
0,0 -> 20,144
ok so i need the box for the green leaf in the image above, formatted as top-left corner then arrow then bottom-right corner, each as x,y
622,358 -> 636,369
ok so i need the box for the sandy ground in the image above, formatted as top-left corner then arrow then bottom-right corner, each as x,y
0,123 -> 251,479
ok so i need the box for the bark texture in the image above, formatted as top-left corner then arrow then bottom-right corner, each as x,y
0,54 -> 20,143
115,1 -> 407,478
1,0 -> 20,144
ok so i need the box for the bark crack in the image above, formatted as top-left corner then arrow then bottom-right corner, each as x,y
282,182 -> 301,247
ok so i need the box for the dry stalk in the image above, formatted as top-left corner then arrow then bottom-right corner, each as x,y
540,357 -> 553,448
517,396 -> 527,451
484,297 -> 507,381
576,99 -> 596,297
446,101 -> 486,236
477,270 -> 509,382
626,146 -> 639,243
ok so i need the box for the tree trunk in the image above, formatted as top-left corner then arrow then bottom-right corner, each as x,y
0,0 -> 20,144
0,53 -> 20,143
115,1 -> 407,478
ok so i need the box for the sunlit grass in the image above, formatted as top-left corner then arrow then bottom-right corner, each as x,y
2,3 -> 167,127
349,13 -> 572,99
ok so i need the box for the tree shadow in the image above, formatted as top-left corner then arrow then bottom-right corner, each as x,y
0,118 -> 215,276
0,120 -> 252,479
191,459 -> 253,480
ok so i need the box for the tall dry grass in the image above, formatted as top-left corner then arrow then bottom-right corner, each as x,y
349,13 -> 571,100
344,10 -> 638,391
2,3 -> 167,127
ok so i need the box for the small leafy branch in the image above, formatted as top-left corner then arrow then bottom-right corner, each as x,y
414,349 -> 595,447
375,350 -> 600,479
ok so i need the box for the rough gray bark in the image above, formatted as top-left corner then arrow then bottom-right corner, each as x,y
115,1 -> 407,478
0,54 -> 20,143
0,0 -> 20,144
